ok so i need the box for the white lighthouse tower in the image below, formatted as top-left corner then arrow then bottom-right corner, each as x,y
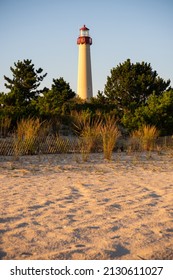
77,25 -> 93,100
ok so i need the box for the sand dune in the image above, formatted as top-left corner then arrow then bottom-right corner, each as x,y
0,152 -> 173,260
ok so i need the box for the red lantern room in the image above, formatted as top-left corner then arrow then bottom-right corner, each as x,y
77,25 -> 92,45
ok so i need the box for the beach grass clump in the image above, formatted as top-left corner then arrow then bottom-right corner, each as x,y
80,120 -> 102,161
131,125 -> 159,151
72,111 -> 102,161
71,110 -> 92,135
14,118 -> 41,156
100,116 -> 120,160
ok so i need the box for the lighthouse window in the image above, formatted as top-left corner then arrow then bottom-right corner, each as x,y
81,30 -> 89,37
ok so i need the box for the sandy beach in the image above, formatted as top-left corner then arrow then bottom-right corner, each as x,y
0,152 -> 173,260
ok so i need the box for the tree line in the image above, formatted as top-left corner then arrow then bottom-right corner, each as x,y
0,58 -> 173,136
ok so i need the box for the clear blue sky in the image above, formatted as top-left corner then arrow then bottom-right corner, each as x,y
0,0 -> 173,96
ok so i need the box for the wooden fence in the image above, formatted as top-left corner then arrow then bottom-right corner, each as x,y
0,135 -> 173,156
0,136 -> 81,156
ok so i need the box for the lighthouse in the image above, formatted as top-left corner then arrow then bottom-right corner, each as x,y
77,25 -> 93,100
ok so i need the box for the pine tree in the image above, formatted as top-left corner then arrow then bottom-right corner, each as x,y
4,59 -> 47,103
38,77 -> 75,118
3,59 -> 47,120
104,59 -> 171,113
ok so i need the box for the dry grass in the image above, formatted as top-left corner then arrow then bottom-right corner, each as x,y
14,118 -> 42,157
130,125 -> 159,151
100,116 -> 120,160
72,112 -> 120,161
71,110 -> 91,135
72,111 -> 102,161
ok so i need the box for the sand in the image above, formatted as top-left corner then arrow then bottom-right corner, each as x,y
0,152 -> 173,260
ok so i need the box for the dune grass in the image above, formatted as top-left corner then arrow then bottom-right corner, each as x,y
130,125 -> 159,151
14,118 -> 42,156
100,116 -> 120,160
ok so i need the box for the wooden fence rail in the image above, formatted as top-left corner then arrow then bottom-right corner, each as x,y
0,136 -> 173,156
0,136 -> 81,156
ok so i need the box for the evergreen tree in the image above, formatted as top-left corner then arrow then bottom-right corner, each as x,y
2,59 -> 47,120
104,59 -> 171,114
38,77 -> 75,118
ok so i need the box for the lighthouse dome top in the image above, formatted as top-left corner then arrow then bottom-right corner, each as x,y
80,24 -> 89,31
